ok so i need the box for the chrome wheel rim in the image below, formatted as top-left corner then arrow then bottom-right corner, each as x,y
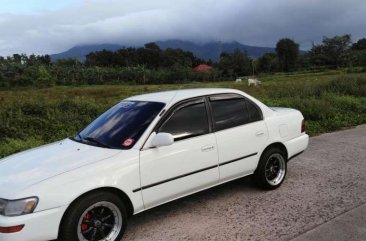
77,201 -> 122,241
265,153 -> 286,186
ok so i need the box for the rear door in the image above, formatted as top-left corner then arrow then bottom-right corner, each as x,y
139,98 -> 219,208
209,94 -> 268,182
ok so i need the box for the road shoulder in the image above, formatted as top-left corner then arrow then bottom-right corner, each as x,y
290,203 -> 366,241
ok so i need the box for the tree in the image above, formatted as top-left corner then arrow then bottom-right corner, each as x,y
85,49 -> 118,67
144,42 -> 161,51
309,34 -> 352,68
275,38 -> 299,72
350,50 -> 366,67
115,47 -> 139,67
351,38 -> 366,51
137,44 -> 162,69
322,34 -> 351,67
296,53 -> 312,70
218,49 -> 252,77
38,55 -> 51,65
36,65 -> 55,87
350,38 -> 366,67
257,53 -> 279,73
55,58 -> 82,67
161,48 -> 194,68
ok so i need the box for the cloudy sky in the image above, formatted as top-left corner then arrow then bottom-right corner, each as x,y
1,0 -> 365,56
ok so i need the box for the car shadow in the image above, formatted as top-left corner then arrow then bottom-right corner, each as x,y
126,175 -> 259,228
51,176 -> 259,241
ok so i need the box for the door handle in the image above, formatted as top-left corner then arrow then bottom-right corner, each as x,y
256,131 -> 265,137
201,145 -> 215,152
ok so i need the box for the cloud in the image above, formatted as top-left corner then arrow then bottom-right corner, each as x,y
0,0 -> 365,56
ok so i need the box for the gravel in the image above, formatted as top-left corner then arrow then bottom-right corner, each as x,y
123,125 -> 366,241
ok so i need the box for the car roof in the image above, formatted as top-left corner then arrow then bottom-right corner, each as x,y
126,88 -> 244,104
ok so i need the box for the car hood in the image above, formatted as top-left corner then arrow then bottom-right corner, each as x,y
0,138 -> 121,198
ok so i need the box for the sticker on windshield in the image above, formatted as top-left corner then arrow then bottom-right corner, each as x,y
122,138 -> 135,147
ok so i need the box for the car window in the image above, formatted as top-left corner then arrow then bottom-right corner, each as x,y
158,101 -> 209,141
246,100 -> 262,122
76,101 -> 165,149
210,98 -> 250,131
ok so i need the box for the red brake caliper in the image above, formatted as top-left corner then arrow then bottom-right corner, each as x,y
81,213 -> 91,231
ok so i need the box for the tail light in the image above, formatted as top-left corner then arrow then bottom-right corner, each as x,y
301,119 -> 305,133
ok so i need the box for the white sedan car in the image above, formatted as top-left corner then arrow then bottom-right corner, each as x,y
0,88 -> 308,241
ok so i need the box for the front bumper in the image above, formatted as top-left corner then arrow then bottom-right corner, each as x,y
0,206 -> 67,241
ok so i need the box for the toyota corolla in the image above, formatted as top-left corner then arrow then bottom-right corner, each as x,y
0,88 -> 309,241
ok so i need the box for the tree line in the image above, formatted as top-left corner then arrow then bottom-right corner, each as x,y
1,34 -> 366,88
258,35 -> 366,73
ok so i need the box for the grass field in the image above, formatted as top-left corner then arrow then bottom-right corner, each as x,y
0,70 -> 365,158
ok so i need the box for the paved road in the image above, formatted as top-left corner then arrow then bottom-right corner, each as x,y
291,203 -> 366,241
123,125 -> 366,241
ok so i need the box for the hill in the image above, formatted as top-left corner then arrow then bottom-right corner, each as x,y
50,44 -> 123,61
155,40 -> 275,61
50,40 -> 275,61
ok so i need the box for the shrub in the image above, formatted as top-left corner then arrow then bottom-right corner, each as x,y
325,75 -> 366,96
0,72 -> 365,157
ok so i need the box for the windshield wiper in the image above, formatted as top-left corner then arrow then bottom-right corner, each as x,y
83,136 -> 111,148
76,132 -> 83,140
70,132 -> 83,143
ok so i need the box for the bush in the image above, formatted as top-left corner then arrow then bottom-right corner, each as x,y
325,75 -> 366,96
0,72 -> 365,157
0,96 -> 107,157
0,137 -> 45,158
35,66 -> 55,87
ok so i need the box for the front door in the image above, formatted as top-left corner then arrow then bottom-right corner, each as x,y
139,98 -> 219,209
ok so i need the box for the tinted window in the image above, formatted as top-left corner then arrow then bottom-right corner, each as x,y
246,100 -> 262,122
210,98 -> 250,131
159,101 -> 209,140
75,101 -> 165,149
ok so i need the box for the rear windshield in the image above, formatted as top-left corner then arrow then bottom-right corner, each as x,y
74,101 -> 165,149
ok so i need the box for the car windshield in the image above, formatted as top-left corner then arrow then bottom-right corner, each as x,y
73,101 -> 165,149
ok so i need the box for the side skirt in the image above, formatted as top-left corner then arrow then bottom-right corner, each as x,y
132,172 -> 254,215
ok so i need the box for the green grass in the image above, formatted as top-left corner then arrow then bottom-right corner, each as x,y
1,70 -> 365,158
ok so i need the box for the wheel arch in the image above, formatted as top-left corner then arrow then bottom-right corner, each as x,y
260,142 -> 288,161
58,187 -> 134,238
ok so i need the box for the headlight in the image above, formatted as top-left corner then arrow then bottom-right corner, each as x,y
0,197 -> 38,217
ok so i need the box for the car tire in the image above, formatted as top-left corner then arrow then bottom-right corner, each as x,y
254,147 -> 287,190
58,191 -> 128,241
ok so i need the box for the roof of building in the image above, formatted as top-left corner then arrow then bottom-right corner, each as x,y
193,64 -> 213,72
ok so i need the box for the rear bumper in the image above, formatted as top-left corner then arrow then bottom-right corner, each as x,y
0,206 -> 67,241
284,134 -> 309,159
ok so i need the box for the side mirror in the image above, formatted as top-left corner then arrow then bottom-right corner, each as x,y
150,132 -> 174,147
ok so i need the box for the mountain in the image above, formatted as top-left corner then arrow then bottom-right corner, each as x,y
51,44 -> 123,61
50,40 -> 275,62
155,40 -> 275,61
